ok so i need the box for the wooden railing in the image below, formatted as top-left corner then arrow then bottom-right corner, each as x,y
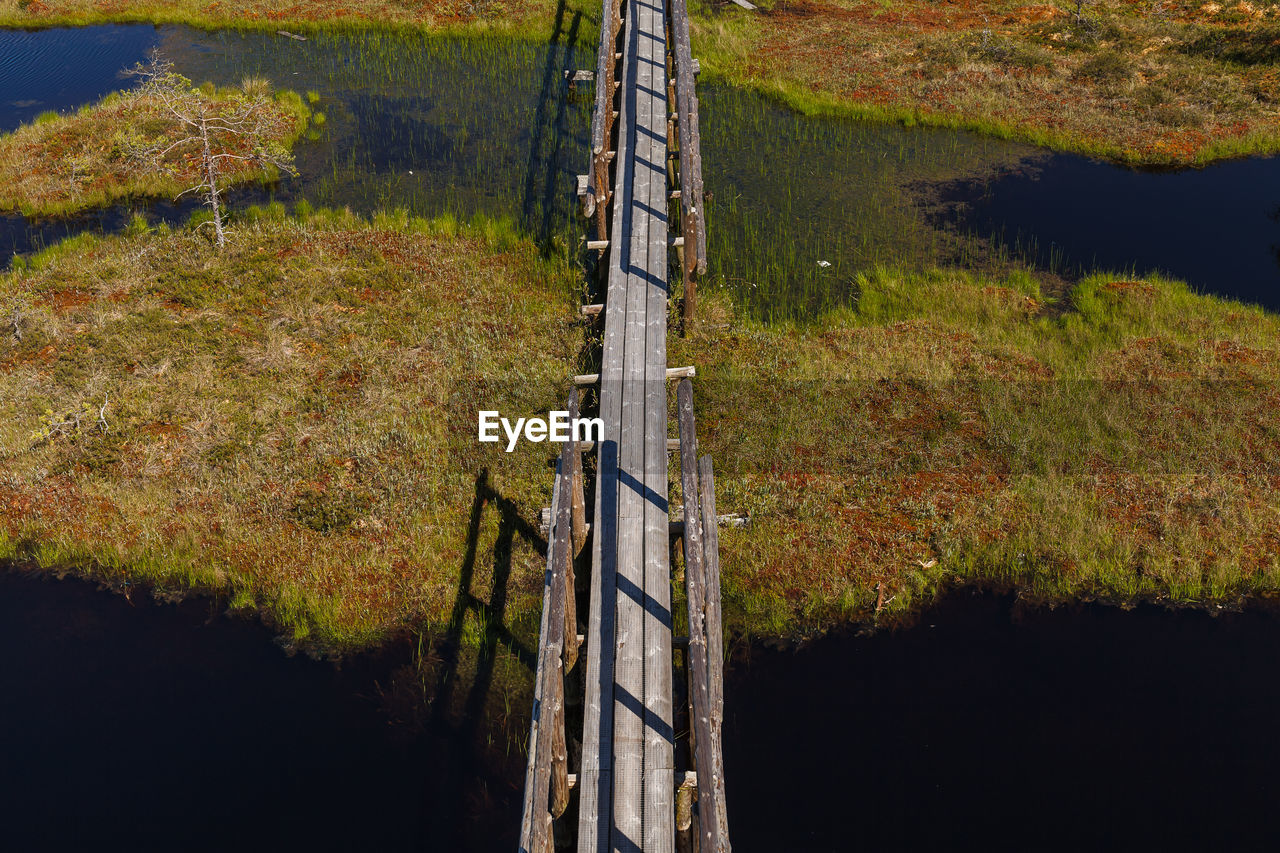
582,0 -> 623,243
667,0 -> 707,329
674,378 -> 730,852
518,390 -> 588,853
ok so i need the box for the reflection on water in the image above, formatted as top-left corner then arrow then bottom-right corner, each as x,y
161,24 -> 590,253
1,24 -> 592,262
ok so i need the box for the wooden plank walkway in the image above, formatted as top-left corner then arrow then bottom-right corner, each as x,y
518,0 -> 727,846
578,0 -> 674,847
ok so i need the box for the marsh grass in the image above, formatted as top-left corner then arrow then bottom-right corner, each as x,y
6,0 -> 1277,165
691,0 -> 1280,165
698,81 -> 1043,318
671,268 -> 1280,637
0,78 -> 310,217
0,207 -> 581,652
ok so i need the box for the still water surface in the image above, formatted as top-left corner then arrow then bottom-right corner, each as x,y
0,567 -> 521,852
7,568 -> 1280,850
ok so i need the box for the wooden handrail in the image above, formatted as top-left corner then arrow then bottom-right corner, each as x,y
566,389 -> 585,669
518,405 -> 582,852
668,0 -> 707,328
518,459 -> 562,853
674,378 -> 729,853
548,439 -> 572,821
698,454 -> 730,845
585,0 -> 623,241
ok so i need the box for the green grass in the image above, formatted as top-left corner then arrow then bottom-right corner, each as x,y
672,267 -> 1280,638
0,78 -> 311,217
0,207 -> 581,653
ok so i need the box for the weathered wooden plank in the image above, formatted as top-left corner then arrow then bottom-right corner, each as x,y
641,0 -> 675,846
521,459 -> 565,853
612,0 -> 656,841
569,388 -> 589,559
674,379 -> 724,853
577,0 -> 636,839
696,455 -> 724,722
565,390 -> 585,674
574,365 -> 694,385
698,454 -> 730,848
549,444 -> 575,820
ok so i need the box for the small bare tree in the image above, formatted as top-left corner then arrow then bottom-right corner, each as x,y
125,56 -> 297,248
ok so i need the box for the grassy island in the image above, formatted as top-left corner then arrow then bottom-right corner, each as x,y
673,270 -> 1280,634
0,209 -> 579,651
0,77 -> 309,217
695,0 -> 1280,164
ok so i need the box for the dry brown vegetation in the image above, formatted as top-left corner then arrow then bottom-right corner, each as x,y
697,0 -> 1280,163
4,0 -> 1278,162
672,270 -> 1280,634
0,209 -> 579,651
4,213 -> 1279,645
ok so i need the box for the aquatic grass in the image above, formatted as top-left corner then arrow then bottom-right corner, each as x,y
4,25 -> 1055,323
698,81 -> 1047,319
152,27 -> 593,255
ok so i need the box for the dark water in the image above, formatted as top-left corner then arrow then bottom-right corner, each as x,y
937,153 -> 1280,310
9,566 -> 1280,850
0,568 -> 519,852
725,592 -> 1280,851
0,25 -> 160,130
5,25 -> 1280,317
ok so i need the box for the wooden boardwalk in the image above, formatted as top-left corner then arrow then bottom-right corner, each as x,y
576,0 -> 674,846
519,0 -> 727,847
